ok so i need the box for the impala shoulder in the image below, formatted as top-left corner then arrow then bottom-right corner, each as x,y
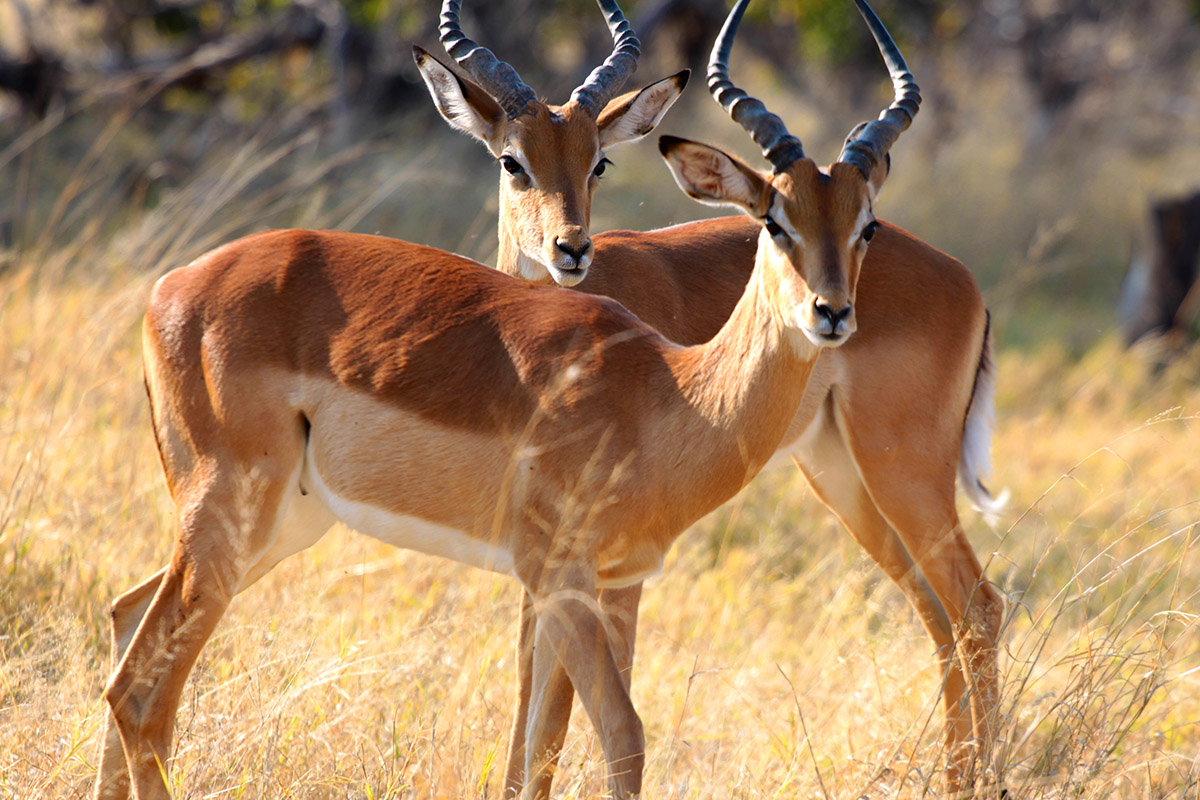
876,220 -> 978,284
875,222 -> 963,269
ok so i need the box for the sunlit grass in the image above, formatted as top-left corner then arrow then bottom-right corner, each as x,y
3,261 -> 1200,796
5,220 -> 1200,800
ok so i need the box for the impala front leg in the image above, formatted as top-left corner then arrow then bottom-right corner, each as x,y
506,589 -> 573,799
505,591 -> 534,798
507,582 -> 645,799
601,583 -> 642,692
521,564 -> 644,800
94,568 -> 167,800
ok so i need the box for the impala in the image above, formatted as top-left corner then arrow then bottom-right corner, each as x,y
90,5 -> 924,799
417,0 -> 1004,795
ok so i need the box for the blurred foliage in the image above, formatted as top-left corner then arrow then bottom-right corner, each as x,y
1,0 -> 1198,342
762,0 -> 944,63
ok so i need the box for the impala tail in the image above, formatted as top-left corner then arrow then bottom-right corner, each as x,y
960,312 -> 1008,525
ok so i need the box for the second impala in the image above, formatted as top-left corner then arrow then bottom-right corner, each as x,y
417,0 -> 1005,795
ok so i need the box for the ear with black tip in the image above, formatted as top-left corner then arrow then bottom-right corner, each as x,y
658,135 -> 766,213
414,45 -> 508,155
597,70 -> 689,149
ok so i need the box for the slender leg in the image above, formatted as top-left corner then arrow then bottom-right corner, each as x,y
821,285 -> 1003,795
504,591 -> 537,798
844,432 -> 1003,793
906,529 -> 1003,791
601,583 -> 642,693
506,589 -> 574,800
94,569 -> 167,800
105,540 -> 243,800
521,611 -> 578,798
98,404 -> 322,798
790,411 -> 972,752
521,564 -> 644,800
92,470 -> 333,800
506,582 -> 643,800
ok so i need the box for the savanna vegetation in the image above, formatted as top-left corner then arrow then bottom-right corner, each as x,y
2,0 -> 1199,797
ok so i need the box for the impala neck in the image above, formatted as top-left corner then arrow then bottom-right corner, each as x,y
660,238 -> 819,496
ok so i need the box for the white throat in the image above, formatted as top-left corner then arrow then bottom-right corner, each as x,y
514,248 -> 550,282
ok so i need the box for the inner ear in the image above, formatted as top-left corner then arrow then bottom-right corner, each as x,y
597,70 -> 689,149
658,135 -> 766,213
414,46 -> 508,155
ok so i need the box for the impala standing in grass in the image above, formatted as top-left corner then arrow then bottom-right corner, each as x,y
416,0 -> 1005,795
90,4 -> 933,799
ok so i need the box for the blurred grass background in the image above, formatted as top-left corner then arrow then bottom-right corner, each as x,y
2,0 -> 1199,797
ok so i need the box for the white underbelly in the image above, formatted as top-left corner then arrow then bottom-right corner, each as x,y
301,459 -> 515,576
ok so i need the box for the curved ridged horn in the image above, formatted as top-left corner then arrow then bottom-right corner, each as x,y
440,0 -> 538,118
570,0 -> 642,115
836,0 -> 921,178
707,0 -> 805,173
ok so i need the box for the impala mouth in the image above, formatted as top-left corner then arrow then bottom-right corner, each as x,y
803,310 -> 856,348
802,325 -> 854,348
547,262 -> 589,288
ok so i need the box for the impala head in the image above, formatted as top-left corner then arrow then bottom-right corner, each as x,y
660,0 -> 920,349
414,0 -> 687,286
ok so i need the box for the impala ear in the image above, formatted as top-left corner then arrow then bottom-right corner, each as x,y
597,70 -> 689,149
414,45 -> 508,155
658,135 -> 765,213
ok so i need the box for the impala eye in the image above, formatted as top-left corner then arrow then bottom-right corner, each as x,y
500,155 -> 524,175
593,158 -> 612,178
862,220 -> 879,243
764,216 -> 783,238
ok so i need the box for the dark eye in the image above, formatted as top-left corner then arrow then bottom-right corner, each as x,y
593,158 -> 612,178
764,216 -> 783,237
862,220 -> 878,243
500,155 -> 524,175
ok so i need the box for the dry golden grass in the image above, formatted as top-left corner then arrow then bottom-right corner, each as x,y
2,94 -> 1200,799
4,258 -> 1199,799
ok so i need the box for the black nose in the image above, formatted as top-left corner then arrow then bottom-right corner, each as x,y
814,301 -> 852,326
555,238 -> 592,265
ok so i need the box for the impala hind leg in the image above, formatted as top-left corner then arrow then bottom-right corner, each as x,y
94,569 -> 167,800
506,583 -> 643,800
848,443 -> 1004,793
791,409 -> 973,751
104,548 -> 239,799
100,443 -> 328,800
94,476 -> 331,800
